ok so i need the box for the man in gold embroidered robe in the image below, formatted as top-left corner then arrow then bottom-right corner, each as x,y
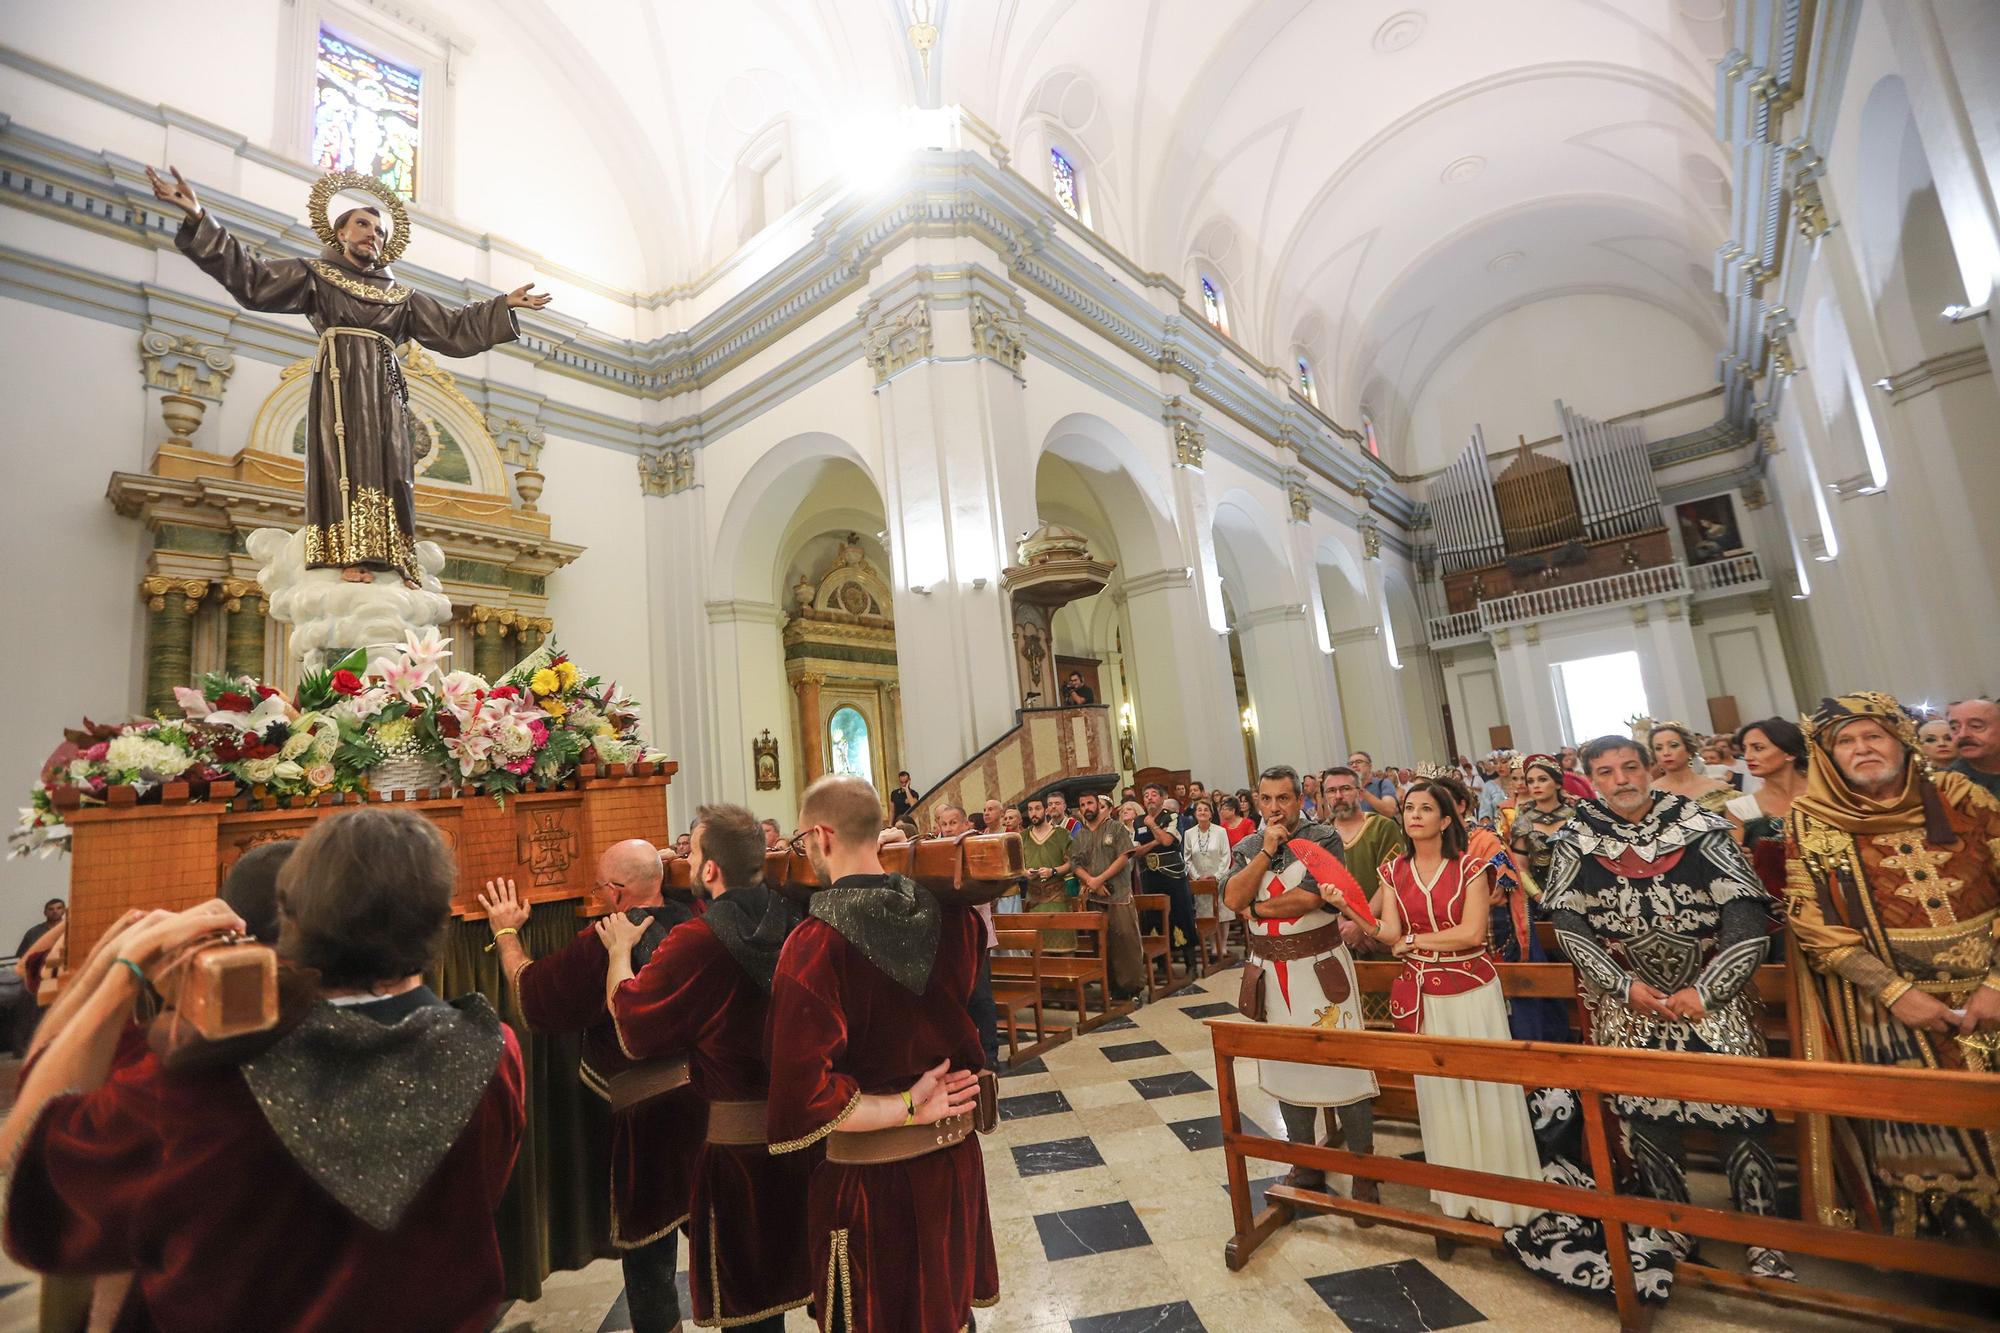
148,165 -> 549,584
1785,691 -> 2000,1236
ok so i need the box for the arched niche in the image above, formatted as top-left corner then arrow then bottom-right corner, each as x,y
247,347 -> 509,496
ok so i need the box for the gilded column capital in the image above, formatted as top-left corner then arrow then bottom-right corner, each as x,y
1163,396 -> 1205,469
219,577 -> 264,614
486,414 -> 547,471
140,575 -> 176,613
860,295 -> 933,383
139,324 -> 236,401
639,446 -> 696,497
1286,480 -> 1311,523
968,293 -> 1027,377
796,670 -> 828,689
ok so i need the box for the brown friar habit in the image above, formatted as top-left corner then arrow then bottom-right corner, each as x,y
174,211 -> 518,581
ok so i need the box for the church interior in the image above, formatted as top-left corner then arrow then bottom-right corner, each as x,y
2,1 -> 1998,1331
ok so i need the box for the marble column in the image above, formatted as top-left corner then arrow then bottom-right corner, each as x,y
220,578 -> 266,681
142,577 -> 208,715
794,672 -> 826,784
471,606 -> 509,681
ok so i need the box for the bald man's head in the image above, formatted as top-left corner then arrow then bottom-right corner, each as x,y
596,837 -> 664,912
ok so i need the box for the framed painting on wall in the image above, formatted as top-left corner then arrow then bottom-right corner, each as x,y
1674,494 -> 1745,566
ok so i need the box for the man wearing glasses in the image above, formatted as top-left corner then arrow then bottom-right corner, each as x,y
478,839 -> 698,1333
766,775 -> 997,1332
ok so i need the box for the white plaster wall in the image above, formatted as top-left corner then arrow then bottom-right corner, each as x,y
1691,607 -> 1795,729
0,299 -> 150,945
535,435 -> 652,702
1441,651 -> 1508,755
1405,295 -> 1719,473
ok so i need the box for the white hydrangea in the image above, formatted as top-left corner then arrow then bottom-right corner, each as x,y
105,734 -> 195,778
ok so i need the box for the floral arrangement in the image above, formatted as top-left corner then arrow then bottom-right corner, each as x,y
11,630 -> 663,858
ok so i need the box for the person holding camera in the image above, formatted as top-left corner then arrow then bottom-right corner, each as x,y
2,808 -> 526,1331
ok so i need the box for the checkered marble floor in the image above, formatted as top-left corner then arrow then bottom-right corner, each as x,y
497,963 -> 1887,1333
0,979 -> 1921,1333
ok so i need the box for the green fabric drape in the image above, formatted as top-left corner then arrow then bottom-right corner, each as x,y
433,904 -> 615,1302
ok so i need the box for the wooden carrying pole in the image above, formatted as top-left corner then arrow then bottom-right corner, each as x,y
667,831 -> 1026,906
1210,1022 -> 2000,1333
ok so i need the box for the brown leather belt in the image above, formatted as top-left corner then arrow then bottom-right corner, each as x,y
824,1112 -> 973,1165
1244,920 -> 1343,962
705,1098 -> 769,1146
607,1058 -> 690,1113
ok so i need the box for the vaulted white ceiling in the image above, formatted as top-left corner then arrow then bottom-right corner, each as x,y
488,0 -> 1732,447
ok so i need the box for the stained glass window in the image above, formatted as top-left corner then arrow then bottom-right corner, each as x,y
828,707 -> 874,785
313,28 -> 421,198
1200,276 -> 1225,331
1296,356 -> 1318,407
1363,416 -> 1381,458
1050,147 -> 1080,220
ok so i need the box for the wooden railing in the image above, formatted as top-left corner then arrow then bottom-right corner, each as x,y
910,704 -> 1114,828
1209,1021 -> 2000,1332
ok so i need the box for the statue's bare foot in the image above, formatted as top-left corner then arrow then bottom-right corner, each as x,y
340,566 -> 372,584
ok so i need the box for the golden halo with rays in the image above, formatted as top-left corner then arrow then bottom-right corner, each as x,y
308,171 -> 410,266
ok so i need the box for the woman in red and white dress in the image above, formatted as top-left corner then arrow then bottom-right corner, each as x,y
1377,780 -> 1541,1227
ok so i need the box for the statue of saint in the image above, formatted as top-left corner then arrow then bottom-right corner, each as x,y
147,165 -> 550,586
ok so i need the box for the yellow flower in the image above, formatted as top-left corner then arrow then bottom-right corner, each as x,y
554,660 -> 578,691
541,696 -> 568,719
529,667 -> 561,697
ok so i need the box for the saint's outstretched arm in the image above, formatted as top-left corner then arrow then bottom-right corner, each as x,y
150,166 -> 313,315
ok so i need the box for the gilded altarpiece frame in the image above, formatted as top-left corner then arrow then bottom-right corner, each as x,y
782,538 -> 903,796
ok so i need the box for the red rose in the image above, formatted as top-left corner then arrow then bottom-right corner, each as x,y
331,669 -> 363,696
215,691 -> 255,713
489,685 -> 521,700
254,684 -> 282,701
438,712 -> 462,738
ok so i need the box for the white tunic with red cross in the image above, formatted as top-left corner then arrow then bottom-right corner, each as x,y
1251,849 -> 1378,1108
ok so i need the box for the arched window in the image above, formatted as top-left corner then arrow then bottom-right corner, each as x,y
1295,355 -> 1319,408
1049,146 -> 1082,221
314,27 -> 422,197
828,707 -> 874,785
1200,275 -> 1227,333
1362,414 -> 1380,458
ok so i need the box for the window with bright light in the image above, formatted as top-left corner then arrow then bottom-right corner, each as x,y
1553,651 -> 1649,746
1200,275 -> 1226,332
1362,414 -> 1381,458
1049,147 -> 1081,221
314,28 -> 421,197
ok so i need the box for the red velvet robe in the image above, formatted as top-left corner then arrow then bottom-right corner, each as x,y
766,900 -> 999,1332
5,1031 -> 524,1332
610,918 -> 815,1326
516,920 -> 703,1248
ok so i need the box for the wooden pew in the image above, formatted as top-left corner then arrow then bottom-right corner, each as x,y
991,928 -> 1056,1063
1189,877 -> 1227,968
1208,1018 -> 2000,1333
1134,892 -> 1177,1001
992,911 -> 1128,1033
1349,960 -> 1797,1145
